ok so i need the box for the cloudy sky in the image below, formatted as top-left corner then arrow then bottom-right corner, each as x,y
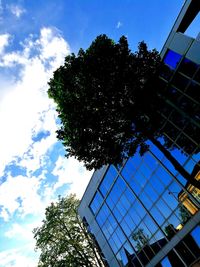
0,0 -> 197,266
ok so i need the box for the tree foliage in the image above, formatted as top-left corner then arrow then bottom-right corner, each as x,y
48,34 -> 200,189
33,195 -> 104,267
48,35 -> 162,170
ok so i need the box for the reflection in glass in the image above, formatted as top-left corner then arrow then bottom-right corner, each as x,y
90,191 -> 103,215
161,256 -> 172,267
99,165 -> 117,197
164,50 -> 182,69
191,225 -> 200,248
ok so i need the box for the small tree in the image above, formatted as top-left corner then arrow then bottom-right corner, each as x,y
48,34 -> 200,189
33,195 -> 104,267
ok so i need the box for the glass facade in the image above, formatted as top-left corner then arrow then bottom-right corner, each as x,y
79,2 -> 200,266
87,48 -> 200,267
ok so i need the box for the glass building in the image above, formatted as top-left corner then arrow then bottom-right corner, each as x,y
78,1 -> 200,266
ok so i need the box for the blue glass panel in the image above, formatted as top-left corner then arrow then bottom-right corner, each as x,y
125,210 -> 139,228
164,50 -> 182,70
115,226 -> 126,245
140,191 -> 153,209
149,175 -> 165,196
112,231 -> 123,251
108,236 -> 118,254
156,199 -> 172,218
121,220 -> 132,236
161,256 -> 172,267
90,191 -> 103,215
108,214 -> 118,233
150,207 -> 165,225
143,215 -> 158,235
116,201 -> 127,217
99,165 -> 117,197
120,194 -> 131,211
191,225 -> 200,248
102,223 -> 111,239
96,203 -> 110,226
119,248 -> 128,266
113,206 -> 123,222
124,188 -> 135,205
106,178 -> 121,208
144,184 -> 159,203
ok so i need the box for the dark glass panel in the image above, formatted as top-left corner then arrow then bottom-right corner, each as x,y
171,72 -> 189,91
175,239 -> 196,266
186,80 -> 200,102
99,165 -> 117,197
164,50 -> 182,69
194,67 -> 200,83
167,249 -> 185,266
178,58 -> 199,78
160,64 -> 174,81
164,86 -> 182,104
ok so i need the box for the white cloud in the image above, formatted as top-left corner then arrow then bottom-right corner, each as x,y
52,156 -> 92,199
0,175 -> 41,219
0,33 -> 10,54
0,246 -> 38,267
116,21 -> 122,29
8,5 -> 26,18
0,27 -> 70,177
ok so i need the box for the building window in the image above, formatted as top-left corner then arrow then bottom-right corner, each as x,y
99,165 -> 118,197
163,50 -> 182,70
90,191 -> 103,215
178,58 -> 199,78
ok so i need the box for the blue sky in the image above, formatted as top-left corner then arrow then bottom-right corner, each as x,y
0,0 -> 193,266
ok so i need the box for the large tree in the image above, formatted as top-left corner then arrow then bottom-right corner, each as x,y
33,195 -> 105,267
48,34 -> 200,189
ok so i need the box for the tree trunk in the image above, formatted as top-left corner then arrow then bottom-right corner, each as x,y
149,136 -> 200,190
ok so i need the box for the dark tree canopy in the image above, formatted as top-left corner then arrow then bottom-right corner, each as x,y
48,35 -> 162,170
33,195 -> 105,267
48,34 -> 200,189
